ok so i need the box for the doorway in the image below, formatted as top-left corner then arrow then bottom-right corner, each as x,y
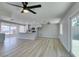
71,15 -> 79,56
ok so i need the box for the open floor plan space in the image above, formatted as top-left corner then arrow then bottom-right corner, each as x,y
0,37 -> 70,57
0,2 -> 79,57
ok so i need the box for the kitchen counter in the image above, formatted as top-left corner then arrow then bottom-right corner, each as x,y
17,32 -> 38,40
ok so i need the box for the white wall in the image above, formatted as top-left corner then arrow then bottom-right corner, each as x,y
38,24 -> 59,38
59,18 -> 70,52
59,2 -> 79,52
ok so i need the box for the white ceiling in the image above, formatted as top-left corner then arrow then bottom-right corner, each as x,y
0,2 -> 73,24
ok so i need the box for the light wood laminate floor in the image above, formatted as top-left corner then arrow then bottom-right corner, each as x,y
0,37 -> 70,57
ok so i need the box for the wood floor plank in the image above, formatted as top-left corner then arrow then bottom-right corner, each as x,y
0,37 -> 70,57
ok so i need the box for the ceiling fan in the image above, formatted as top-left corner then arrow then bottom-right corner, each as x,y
7,2 -> 41,14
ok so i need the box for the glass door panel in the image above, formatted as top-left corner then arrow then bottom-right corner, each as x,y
71,16 -> 79,56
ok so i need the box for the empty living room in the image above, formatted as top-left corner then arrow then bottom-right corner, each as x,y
0,0 -> 79,58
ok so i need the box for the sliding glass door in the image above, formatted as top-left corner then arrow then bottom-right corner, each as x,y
71,15 -> 79,56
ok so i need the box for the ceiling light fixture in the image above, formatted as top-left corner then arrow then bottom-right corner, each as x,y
21,9 -> 29,13
24,10 -> 29,13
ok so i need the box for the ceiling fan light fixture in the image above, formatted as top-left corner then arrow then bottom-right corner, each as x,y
8,2 -> 41,14
24,10 -> 29,13
21,9 -> 29,13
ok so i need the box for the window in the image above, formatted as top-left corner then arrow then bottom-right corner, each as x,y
1,25 -> 10,34
1,23 -> 17,35
19,25 -> 26,33
72,16 -> 79,26
60,24 -> 63,35
72,17 -> 77,26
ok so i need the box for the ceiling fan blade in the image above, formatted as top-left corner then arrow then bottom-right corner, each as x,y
22,2 -> 25,6
7,3 -> 23,8
27,5 -> 41,9
25,2 -> 28,6
22,2 -> 28,8
27,9 -> 36,14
